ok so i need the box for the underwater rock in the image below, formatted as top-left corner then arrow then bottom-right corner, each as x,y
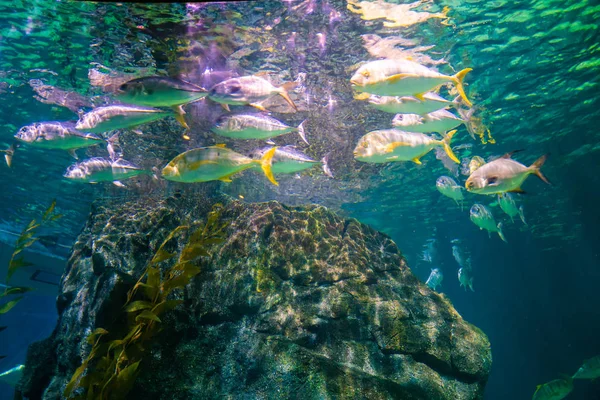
20,196 -> 491,399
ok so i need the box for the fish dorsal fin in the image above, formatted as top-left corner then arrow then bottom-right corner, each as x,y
386,73 -> 419,84
502,149 -> 525,159
214,143 -> 227,148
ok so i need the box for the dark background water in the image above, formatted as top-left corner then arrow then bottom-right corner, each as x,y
1,0 -> 599,399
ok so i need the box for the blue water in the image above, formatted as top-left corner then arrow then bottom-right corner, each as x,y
1,0 -> 599,399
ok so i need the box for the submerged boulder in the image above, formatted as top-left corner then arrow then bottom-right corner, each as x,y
20,196 -> 491,399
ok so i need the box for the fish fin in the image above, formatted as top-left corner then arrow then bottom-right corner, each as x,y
412,157 -> 422,165
218,176 -> 233,182
182,133 -> 191,140
265,139 -> 276,145
250,103 -> 267,111
297,120 -> 309,145
385,142 -> 410,153
441,130 -> 460,164
451,68 -> 473,107
2,144 -> 15,167
519,206 -> 527,225
172,105 -> 189,130
221,103 -> 231,112
259,146 -> 279,186
501,149 -> 525,159
321,153 -> 334,178
277,82 -> 298,111
414,92 -> 426,102
508,188 -> 526,194
68,149 -> 78,160
497,222 -> 507,242
214,143 -> 227,148
112,181 -> 126,188
386,73 -> 419,83
530,154 -> 551,185
353,92 -> 371,100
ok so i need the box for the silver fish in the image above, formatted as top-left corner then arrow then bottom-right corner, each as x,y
469,204 -> 507,242
436,176 -> 464,206
425,268 -> 443,291
353,129 -> 460,164
249,146 -> 331,177
368,93 -> 458,115
350,59 -> 473,107
15,121 -> 102,150
117,76 -> 207,107
451,239 -> 471,269
458,267 -> 474,292
212,114 -> 308,144
532,377 -> 573,400
466,151 -> 550,195
421,238 -> 436,263
208,76 -> 297,111
64,157 -> 148,184
392,109 -> 465,133
75,105 -> 171,133
572,355 -> 600,380
498,192 -> 527,225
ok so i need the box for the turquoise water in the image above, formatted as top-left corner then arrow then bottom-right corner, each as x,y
0,0 -> 599,399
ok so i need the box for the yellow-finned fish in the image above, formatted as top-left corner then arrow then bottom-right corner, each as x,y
391,109 -> 465,133
350,59 -> 473,107
353,129 -> 460,165
466,151 -> 550,195
532,377 -> 573,400
208,76 -> 298,112
468,156 -> 486,174
572,355 -> 600,380
367,93 -> 459,115
162,144 -> 278,186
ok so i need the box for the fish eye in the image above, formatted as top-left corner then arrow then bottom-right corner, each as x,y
362,71 -> 370,78
229,85 -> 241,93
361,142 -> 368,148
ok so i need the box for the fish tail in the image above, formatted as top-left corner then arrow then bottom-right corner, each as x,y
278,82 -> 298,111
106,131 -> 120,160
451,68 -> 473,107
1,143 -> 15,167
519,206 -> 527,225
441,130 -> 460,164
297,120 -> 309,145
259,146 -> 279,186
529,154 -> 551,185
171,105 -> 190,130
497,222 -> 507,243
321,152 -> 334,178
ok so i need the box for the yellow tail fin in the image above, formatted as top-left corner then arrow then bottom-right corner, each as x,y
530,154 -> 551,185
441,130 -> 460,164
172,105 -> 190,130
260,147 -> 279,186
278,82 -> 298,111
451,68 -> 473,108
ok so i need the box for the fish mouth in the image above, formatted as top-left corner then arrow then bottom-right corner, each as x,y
349,78 -> 360,86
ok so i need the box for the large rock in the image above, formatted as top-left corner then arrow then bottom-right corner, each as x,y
20,196 -> 491,399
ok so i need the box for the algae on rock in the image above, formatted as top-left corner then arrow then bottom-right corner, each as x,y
20,196 -> 491,400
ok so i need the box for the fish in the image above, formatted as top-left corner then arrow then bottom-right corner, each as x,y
436,176 -> 465,206
117,76 -> 208,129
498,192 -> 527,224
75,105 -> 172,133
64,157 -> 148,185
162,144 -> 278,186
212,114 -> 308,144
350,59 -> 473,107
572,355 -> 600,380
391,109 -> 465,133
451,239 -> 471,269
13,121 -> 105,160
425,268 -> 443,291
1,144 -> 16,167
466,151 -> 550,195
470,204 -> 507,242
458,267 -> 474,291
468,156 -> 486,174
532,377 -> 573,400
208,76 -> 298,111
249,146 -> 332,177
0,364 -> 25,386
421,238 -> 436,263
367,93 -> 459,115
353,129 -> 460,164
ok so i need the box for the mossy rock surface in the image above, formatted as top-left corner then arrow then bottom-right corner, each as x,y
20,196 -> 491,400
